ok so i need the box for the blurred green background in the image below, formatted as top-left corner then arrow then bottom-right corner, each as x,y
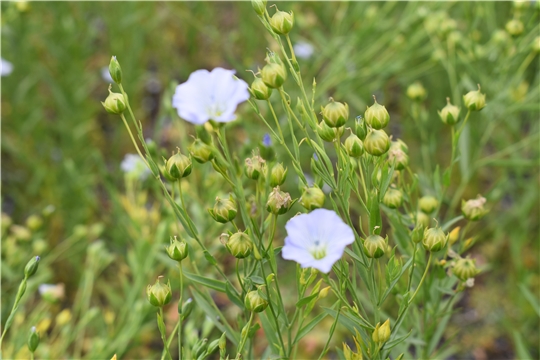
1,1 -> 538,359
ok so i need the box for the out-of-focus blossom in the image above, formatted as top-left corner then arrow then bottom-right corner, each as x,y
282,209 -> 354,273
101,66 -> 114,83
1,58 -> 13,76
293,41 -> 314,59
121,154 -> 150,181
38,283 -> 65,302
172,68 -> 249,125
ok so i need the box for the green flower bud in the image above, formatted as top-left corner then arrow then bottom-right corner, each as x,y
250,77 -> 273,100
259,134 -> 275,161
245,154 -> 265,180
382,188 -> 403,209
226,231 -> 253,259
438,98 -> 460,125
209,196 -> 237,223
453,257 -> 480,281
27,326 -> 40,353
266,186 -> 292,215
463,85 -> 486,111
189,138 -> 214,163
410,223 -> 425,243
207,338 -> 220,356
414,211 -> 431,228
387,148 -> 409,170
251,0 -> 266,16
269,10 -> 294,35
180,298 -> 193,320
344,133 -> 364,158
146,277 -> 172,307
461,195 -> 488,221
364,129 -> 390,156
300,186 -> 325,210
24,256 -> 40,278
406,82 -> 426,101
192,338 -> 208,358
354,116 -> 367,140
317,121 -> 342,142
261,60 -> 287,89
108,56 -> 122,84
419,195 -> 438,214
364,97 -> 390,129
245,290 -> 268,312
505,19 -> 524,36
166,236 -> 188,262
166,152 -> 192,180
322,98 -> 349,128
423,226 -> 448,252
195,124 -> 213,145
270,163 -> 287,187
363,234 -> 388,259
532,36 -> 540,53
372,319 -> 391,343
102,86 -> 126,115
219,332 -> 227,358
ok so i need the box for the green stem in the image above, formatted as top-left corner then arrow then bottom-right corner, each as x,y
236,312 -> 255,358
0,276 -> 28,348
158,308 -> 173,360
178,264 -> 184,360
409,252 -> 432,305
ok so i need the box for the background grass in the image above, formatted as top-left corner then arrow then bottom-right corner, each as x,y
1,1 -> 538,359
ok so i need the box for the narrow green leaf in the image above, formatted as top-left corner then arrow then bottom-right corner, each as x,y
184,271 -> 226,293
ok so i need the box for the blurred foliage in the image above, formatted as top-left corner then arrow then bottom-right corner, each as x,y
1,1 -> 538,359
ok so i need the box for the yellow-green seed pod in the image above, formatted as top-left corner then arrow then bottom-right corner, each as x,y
226,232 -> 253,259
505,19 -> 524,36
245,290 -> 268,312
166,152 -> 192,180
245,155 -> 265,180
461,195 -> 488,221
390,139 -> 409,154
410,223 -> 425,244
108,56 -> 122,84
269,10 -> 294,35
415,211 -> 431,228
448,226 -> 461,245
27,326 -> 40,353
533,36 -> 540,53
209,196 -> 237,223
419,196 -> 439,214
251,77 -> 273,100
166,236 -> 188,262
266,186 -> 292,215
160,164 -> 177,182
364,98 -> 390,129
189,138 -> 214,163
406,82 -> 426,101
463,85 -> 486,111
270,163 -> 287,187
251,0 -> 266,16
102,88 -> 126,115
317,121 -> 342,142
363,234 -> 387,259
364,129 -> 390,156
387,148 -> 409,170
180,298 -> 193,320
344,133 -> 364,158
372,319 -> 391,343
24,256 -> 40,278
322,99 -> 349,128
26,215 -> 43,232
423,227 -> 448,252
453,257 -> 480,281
261,62 -> 287,89
382,188 -> 403,209
146,277 -> 172,307
300,186 -> 325,210
438,98 -> 460,125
